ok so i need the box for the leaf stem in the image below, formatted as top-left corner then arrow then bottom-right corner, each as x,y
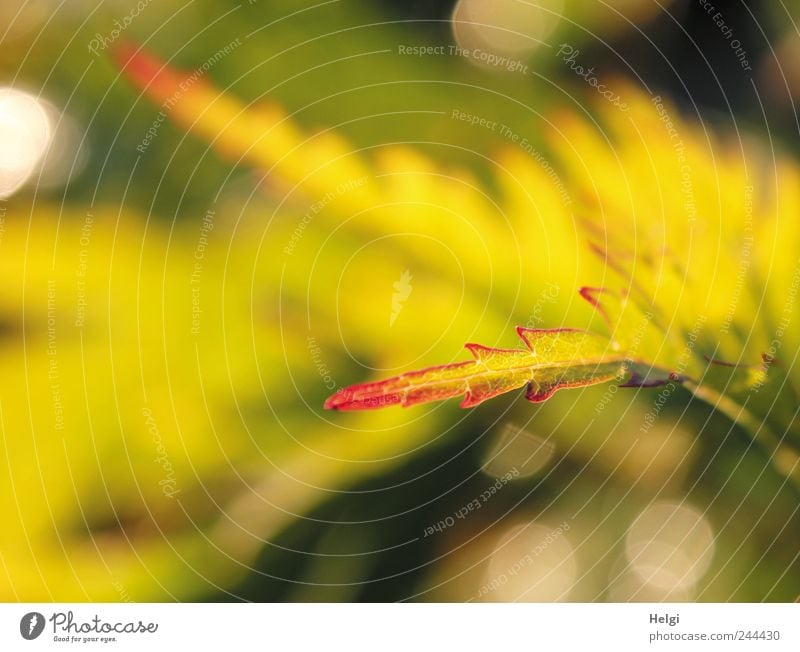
683,379 -> 800,489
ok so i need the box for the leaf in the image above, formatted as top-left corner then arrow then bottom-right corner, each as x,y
325,324 -> 632,410
580,286 -> 694,380
112,40 -> 378,211
325,285 -> 687,411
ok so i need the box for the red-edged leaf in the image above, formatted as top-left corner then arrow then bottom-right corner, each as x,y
325,327 -> 627,411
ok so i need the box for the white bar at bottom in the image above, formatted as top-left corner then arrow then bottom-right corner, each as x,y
1,603 -> 797,651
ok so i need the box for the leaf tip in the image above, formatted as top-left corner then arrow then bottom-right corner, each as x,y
111,39 -> 159,83
324,385 -> 402,411
579,285 -> 607,309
